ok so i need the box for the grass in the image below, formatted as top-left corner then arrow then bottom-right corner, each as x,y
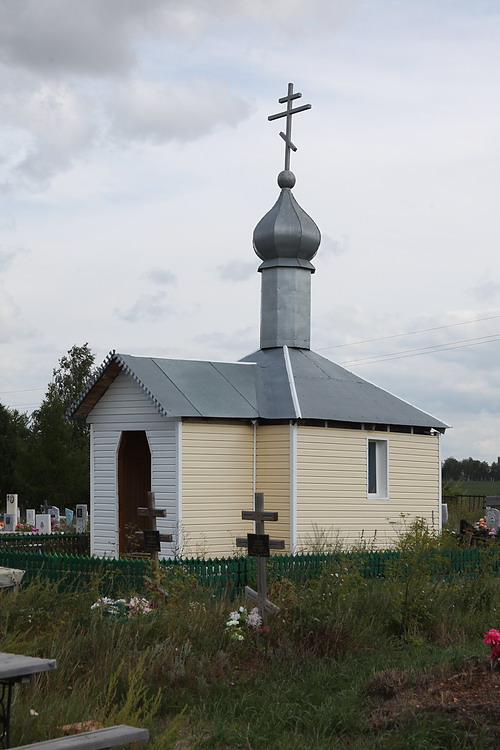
3,524 -> 500,749
444,480 -> 500,496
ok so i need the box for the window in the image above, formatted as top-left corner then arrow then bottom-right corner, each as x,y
367,439 -> 388,498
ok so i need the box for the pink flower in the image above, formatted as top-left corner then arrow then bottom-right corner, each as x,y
483,628 -> 500,645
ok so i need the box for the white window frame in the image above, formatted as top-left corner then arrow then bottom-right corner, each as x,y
367,438 -> 389,499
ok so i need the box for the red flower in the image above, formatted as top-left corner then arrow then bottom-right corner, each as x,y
483,628 -> 500,646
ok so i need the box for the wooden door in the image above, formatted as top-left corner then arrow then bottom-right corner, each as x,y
118,431 -> 151,555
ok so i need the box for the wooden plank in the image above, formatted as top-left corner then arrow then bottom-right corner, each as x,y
244,586 -> 280,615
11,724 -> 149,749
242,510 -> 278,522
0,653 -> 56,680
137,508 -> 167,518
134,532 -> 173,543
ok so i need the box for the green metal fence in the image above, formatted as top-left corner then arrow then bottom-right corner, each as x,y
0,533 -> 90,555
1,546 -> 500,596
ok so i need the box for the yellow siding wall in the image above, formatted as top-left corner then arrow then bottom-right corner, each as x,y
182,422 -> 254,557
296,426 -> 440,550
256,424 -> 291,550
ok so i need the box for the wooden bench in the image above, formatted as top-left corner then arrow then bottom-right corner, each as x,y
11,724 -> 148,749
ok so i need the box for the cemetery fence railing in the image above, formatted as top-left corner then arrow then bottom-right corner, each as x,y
0,532 -> 89,555
1,547 -> 500,596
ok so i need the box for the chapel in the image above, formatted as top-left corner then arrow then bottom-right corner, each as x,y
68,84 -> 447,559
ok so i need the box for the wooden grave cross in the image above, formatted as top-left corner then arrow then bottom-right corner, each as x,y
135,491 -> 172,568
236,492 -> 284,626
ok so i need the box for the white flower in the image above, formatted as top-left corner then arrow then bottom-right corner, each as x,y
239,606 -> 245,613
247,608 -> 263,629
128,596 -> 152,613
226,619 -> 239,627
228,611 -> 240,621
30,709 -> 39,716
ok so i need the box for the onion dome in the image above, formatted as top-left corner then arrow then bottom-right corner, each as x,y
253,170 -> 321,271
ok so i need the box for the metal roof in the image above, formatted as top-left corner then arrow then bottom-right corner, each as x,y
67,352 -> 259,420
239,347 -> 448,428
68,348 -> 447,430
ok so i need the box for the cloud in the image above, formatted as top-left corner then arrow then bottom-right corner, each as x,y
0,283 -> 36,343
0,0 -> 358,79
0,0 -> 167,76
320,234 -> 349,256
192,327 -> 255,357
0,82 -> 95,189
115,291 -> 172,322
107,79 -> 250,145
441,411 -> 500,461
0,249 -> 18,272
471,280 -> 500,304
144,268 -> 177,286
217,260 -> 256,282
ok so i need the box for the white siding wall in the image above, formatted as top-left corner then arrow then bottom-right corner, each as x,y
148,428 -> 177,558
87,372 -> 178,558
90,425 -> 121,557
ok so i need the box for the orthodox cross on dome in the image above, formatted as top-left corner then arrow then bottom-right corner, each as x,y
268,82 -> 312,171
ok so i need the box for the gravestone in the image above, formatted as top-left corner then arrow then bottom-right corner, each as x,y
3,513 -> 15,532
26,509 -> 36,526
36,513 -> 52,534
6,494 -> 18,524
75,504 -> 88,533
65,508 -> 74,526
49,506 -> 60,525
486,507 -> 500,531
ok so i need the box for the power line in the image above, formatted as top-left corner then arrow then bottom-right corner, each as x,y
318,313 -> 500,351
340,332 -> 500,366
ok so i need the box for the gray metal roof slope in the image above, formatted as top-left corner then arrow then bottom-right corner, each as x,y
67,352 -> 259,420
242,347 -> 297,418
144,356 -> 258,418
240,347 -> 448,429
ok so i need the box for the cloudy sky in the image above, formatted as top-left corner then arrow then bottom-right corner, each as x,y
1,0 -> 500,461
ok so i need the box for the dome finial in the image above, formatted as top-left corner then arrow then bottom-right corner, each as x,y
268,82 -> 312,172
254,84 -> 319,350
253,83 -> 320,268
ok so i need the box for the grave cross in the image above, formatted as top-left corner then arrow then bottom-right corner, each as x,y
236,492 -> 284,626
136,491 -> 172,568
136,491 -> 173,599
268,82 -> 312,171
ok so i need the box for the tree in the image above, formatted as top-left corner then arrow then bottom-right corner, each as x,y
491,461 -> 500,482
0,404 -> 31,504
442,457 -> 461,482
25,344 -> 96,508
442,456 -> 499,484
